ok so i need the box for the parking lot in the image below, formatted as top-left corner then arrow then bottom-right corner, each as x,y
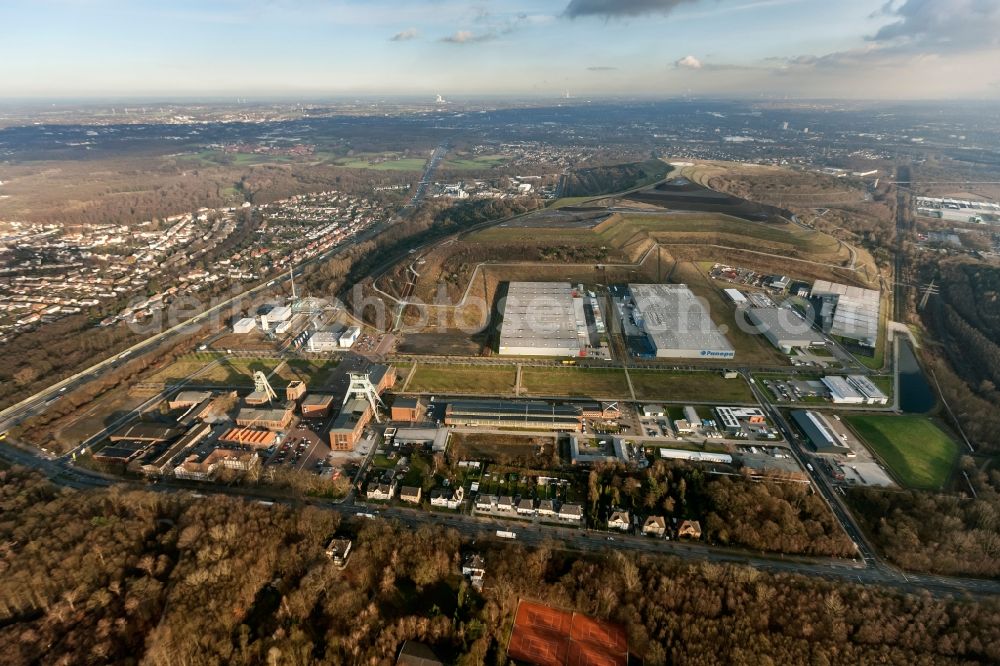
262,418 -> 334,474
762,377 -> 829,403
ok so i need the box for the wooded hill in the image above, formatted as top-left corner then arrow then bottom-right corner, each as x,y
922,259 -> 1000,453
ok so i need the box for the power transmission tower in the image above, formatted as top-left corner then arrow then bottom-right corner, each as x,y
918,280 -> 939,311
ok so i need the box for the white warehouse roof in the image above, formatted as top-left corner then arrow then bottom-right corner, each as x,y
630,284 -> 734,359
499,282 -> 586,357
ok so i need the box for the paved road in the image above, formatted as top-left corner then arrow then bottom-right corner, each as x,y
406,144 -> 448,209
1,436 -> 998,597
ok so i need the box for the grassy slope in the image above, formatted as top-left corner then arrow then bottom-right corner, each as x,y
846,415 -> 958,489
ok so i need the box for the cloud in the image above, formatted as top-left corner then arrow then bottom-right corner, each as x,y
390,27 -> 419,42
674,55 -> 703,69
439,30 -> 496,44
563,0 -> 699,19
772,0 -> 1000,78
587,66 -> 618,71
870,0 -> 1000,50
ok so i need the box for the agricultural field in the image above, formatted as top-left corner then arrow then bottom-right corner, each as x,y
441,154 -> 509,170
521,367 -> 631,399
405,363 -> 517,395
629,370 -> 754,403
330,153 -> 426,171
846,415 -> 959,489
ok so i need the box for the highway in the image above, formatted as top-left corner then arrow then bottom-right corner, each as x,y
406,144 -> 448,209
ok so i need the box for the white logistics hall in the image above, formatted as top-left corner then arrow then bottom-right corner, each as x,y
498,282 -> 587,356
629,283 -> 735,359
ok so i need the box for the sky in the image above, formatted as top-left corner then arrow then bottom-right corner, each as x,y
2,0 -> 999,100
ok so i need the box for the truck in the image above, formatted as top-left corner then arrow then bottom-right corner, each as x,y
496,530 -> 517,540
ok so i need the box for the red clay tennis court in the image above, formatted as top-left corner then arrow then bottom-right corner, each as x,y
507,600 -> 628,666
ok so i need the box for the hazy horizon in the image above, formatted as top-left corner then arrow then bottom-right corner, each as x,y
4,0 -> 999,101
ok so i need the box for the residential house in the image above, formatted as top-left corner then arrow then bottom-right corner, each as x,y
396,641 -> 444,666
608,511 -> 631,532
475,494 -> 497,512
517,498 -> 535,516
642,516 -> 667,537
400,486 -> 422,504
430,486 -> 465,509
325,538 -> 352,568
558,503 -> 583,523
461,553 -> 486,590
537,499 -> 556,518
678,520 -> 703,540
497,495 -> 515,512
367,480 -> 396,502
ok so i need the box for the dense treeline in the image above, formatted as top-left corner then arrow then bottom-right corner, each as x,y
928,261 -> 1000,390
1,468 -> 999,664
561,159 -> 670,197
585,461 -> 856,557
849,459 -> 1000,578
922,259 -> 1000,452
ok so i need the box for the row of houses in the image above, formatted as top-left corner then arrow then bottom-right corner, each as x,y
474,495 -> 584,523
365,474 -> 423,504
607,511 -> 703,540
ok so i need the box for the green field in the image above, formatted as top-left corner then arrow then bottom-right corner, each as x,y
521,367 -> 630,398
869,375 -> 894,397
404,364 -> 756,402
332,153 -> 426,171
442,154 -> 508,170
406,364 -> 516,395
846,415 -> 958,489
629,370 -> 753,403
